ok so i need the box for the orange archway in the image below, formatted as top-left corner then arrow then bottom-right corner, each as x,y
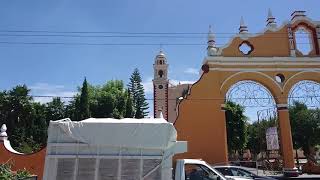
174,12 -> 320,174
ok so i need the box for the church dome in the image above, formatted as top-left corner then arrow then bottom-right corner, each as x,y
156,50 -> 166,58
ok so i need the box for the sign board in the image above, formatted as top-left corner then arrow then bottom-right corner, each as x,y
266,127 -> 280,150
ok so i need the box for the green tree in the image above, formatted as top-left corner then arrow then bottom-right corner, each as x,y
79,77 -> 90,120
246,117 -> 277,159
0,85 -> 46,153
225,101 -> 248,157
124,89 -> 134,118
128,68 -> 149,118
45,97 -> 65,122
289,101 -> 320,159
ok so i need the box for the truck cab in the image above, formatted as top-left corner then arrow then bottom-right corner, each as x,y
175,159 -> 228,180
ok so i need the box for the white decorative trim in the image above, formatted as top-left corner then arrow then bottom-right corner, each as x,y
291,16 -> 317,27
3,139 -> 24,154
283,70 -> 320,91
204,56 -> 320,63
220,71 -> 283,93
207,62 -> 320,66
210,68 -> 320,72
276,104 -> 288,108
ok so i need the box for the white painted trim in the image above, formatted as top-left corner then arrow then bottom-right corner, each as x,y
210,68 -> 320,72
204,56 -> 320,63
276,104 -> 288,108
207,62 -> 320,66
3,139 -> 24,154
291,16 -> 317,27
219,71 -> 283,92
283,70 -> 320,91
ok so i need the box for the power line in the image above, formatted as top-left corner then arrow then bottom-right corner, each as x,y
0,33 -> 313,39
0,30 -> 312,35
0,41 -> 312,46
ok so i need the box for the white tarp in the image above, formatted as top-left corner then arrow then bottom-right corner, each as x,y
47,118 -> 177,150
43,118 -> 187,180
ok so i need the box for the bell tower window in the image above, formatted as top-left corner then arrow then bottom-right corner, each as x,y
158,70 -> 164,78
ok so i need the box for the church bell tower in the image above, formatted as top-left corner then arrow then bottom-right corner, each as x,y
153,50 -> 169,120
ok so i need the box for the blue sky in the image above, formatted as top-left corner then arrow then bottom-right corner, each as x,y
0,0 -> 319,120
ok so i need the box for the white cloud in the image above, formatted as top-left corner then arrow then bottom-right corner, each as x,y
184,68 -> 199,75
142,76 -> 196,95
170,79 -> 196,86
30,83 -> 77,104
142,77 -> 153,94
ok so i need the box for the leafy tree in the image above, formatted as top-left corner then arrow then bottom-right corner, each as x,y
246,117 -> 277,159
0,163 -> 31,179
289,101 -> 320,159
45,97 -> 65,122
32,102 -> 48,146
79,77 -> 90,120
65,96 -> 80,121
128,68 -> 149,118
225,101 -> 248,157
125,89 -> 134,118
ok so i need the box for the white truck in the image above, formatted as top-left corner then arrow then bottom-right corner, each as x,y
43,118 -> 229,180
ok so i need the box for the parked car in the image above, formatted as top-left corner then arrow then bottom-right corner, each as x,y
213,166 -> 276,180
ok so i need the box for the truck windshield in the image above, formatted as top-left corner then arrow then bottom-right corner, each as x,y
185,164 -> 221,180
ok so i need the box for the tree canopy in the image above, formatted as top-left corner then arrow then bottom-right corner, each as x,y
289,101 -> 320,158
128,68 -> 149,118
0,79 -> 138,153
225,101 -> 248,155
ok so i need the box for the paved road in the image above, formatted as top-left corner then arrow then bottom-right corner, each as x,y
271,174 -> 320,179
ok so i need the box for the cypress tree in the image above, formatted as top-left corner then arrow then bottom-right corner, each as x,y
128,68 -> 149,118
79,77 -> 90,120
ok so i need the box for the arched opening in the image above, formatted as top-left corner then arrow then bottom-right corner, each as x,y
288,80 -> 320,165
294,27 -> 313,55
158,70 -> 164,78
225,80 -> 281,168
288,80 -> 320,108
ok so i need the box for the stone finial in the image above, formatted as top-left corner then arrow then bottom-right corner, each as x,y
207,25 -> 215,46
159,111 -> 164,119
266,8 -> 277,28
207,25 -> 218,56
239,16 -> 248,33
0,124 -> 8,140
291,11 -> 306,20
